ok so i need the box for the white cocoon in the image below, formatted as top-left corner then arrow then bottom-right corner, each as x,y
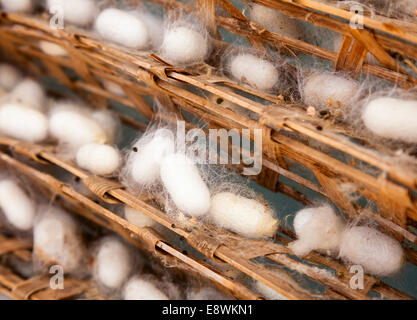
124,206 -> 156,228
339,226 -> 404,276
0,64 -> 21,91
0,0 -> 33,13
0,103 -> 48,142
209,192 -> 278,238
9,78 -> 45,110
160,153 -> 211,217
76,143 -> 121,176
39,41 -> 68,57
123,277 -> 169,300
128,129 -> 175,186
49,104 -> 108,151
249,4 -> 303,40
34,206 -> 85,272
302,73 -> 360,108
288,205 -> 345,257
161,26 -> 208,65
0,179 -> 36,231
96,237 -> 132,289
46,0 -> 97,27
91,110 -> 120,144
229,54 -> 278,91
361,97 -> 417,143
95,8 -> 149,49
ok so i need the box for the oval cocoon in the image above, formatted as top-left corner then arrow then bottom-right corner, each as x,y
288,205 -> 345,257
362,97 -> 417,143
96,237 -> 132,289
123,277 -> 169,300
0,103 -> 48,142
49,106 -> 107,151
339,226 -> 404,276
0,64 -> 21,91
127,129 -> 175,186
161,26 -> 208,65
34,206 -> 85,273
0,179 -> 36,231
47,0 -> 97,27
0,0 -> 33,13
209,192 -> 278,238
76,143 -> 121,176
39,41 -> 68,57
124,206 -> 156,228
9,78 -> 45,110
302,73 -> 359,108
95,8 -> 149,49
160,153 -> 210,217
229,54 -> 278,91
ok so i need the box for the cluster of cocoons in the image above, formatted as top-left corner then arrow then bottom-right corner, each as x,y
34,206 -> 86,273
46,0 -> 97,27
248,4 -> 303,40
228,54 -> 279,91
0,179 -> 36,231
160,24 -> 209,65
361,97 -> 417,143
302,72 -> 360,109
289,205 -> 405,276
95,237 -> 132,290
0,0 -> 33,13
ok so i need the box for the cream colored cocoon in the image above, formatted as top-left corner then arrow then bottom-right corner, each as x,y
46,0 -> 97,27
95,8 -> 149,49
9,78 -> 46,110
124,206 -> 156,228
302,73 -> 360,108
39,41 -> 68,57
0,64 -> 22,91
339,226 -> 404,276
123,277 -> 169,300
288,205 -> 345,257
229,54 -> 278,91
0,179 -> 36,231
0,103 -> 48,142
362,97 -> 417,143
96,237 -> 132,289
160,153 -> 211,217
34,206 -> 85,273
209,192 -> 278,238
76,143 -> 121,176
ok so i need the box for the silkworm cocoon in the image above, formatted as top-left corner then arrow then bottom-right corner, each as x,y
46,0 -> 97,27
0,103 -> 48,142
209,192 -> 278,238
302,73 -> 360,108
102,80 -> 126,98
39,41 -> 68,57
9,79 -> 45,110
34,206 -> 85,272
91,110 -> 121,144
123,277 -> 169,300
127,129 -> 175,186
339,226 -> 404,276
288,205 -> 345,257
124,206 -> 156,228
95,8 -> 149,49
0,64 -> 21,91
248,4 -> 303,40
361,97 -> 417,143
96,237 -> 132,289
49,105 -> 108,151
76,143 -> 121,176
160,153 -> 210,217
229,54 -> 278,91
0,0 -> 33,13
160,26 -> 209,65
0,179 -> 36,231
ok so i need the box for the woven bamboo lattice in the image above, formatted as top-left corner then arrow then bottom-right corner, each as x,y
0,0 -> 417,300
